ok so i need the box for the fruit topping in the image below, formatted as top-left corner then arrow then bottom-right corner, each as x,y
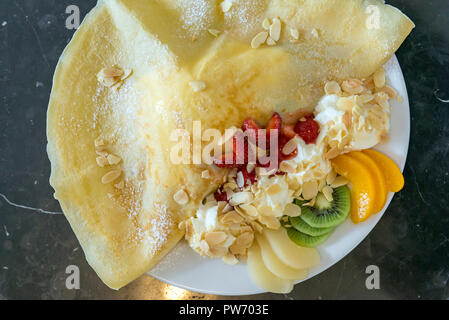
294,115 -> 320,144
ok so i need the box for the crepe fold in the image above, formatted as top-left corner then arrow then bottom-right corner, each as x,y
47,0 -> 413,289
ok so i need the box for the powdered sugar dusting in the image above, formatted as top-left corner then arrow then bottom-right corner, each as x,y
177,0 -> 214,38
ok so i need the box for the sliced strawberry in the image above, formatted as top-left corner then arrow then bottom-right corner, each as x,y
214,188 -> 228,202
294,116 -> 320,144
242,118 -> 260,132
265,113 -> 282,134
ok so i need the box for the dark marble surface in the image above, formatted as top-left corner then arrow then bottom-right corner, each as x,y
0,0 -> 448,300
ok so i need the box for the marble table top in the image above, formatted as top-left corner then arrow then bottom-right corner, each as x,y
0,0 -> 448,300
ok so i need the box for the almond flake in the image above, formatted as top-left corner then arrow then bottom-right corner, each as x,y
251,31 -> 268,49
221,211 -> 244,224
262,18 -> 271,30
96,156 -> 108,168
201,170 -> 211,179
322,186 -> 334,202
205,231 -> 228,247
240,204 -> 258,217
379,85 -> 397,99
222,253 -> 239,265
189,80 -> 206,92
330,176 -> 349,188
282,137 -> 298,155
267,184 -> 282,196
208,29 -> 221,37
269,18 -> 281,41
324,81 -> 341,95
236,171 -> 245,188
107,154 -> 121,165
284,203 -> 301,217
342,79 -> 365,95
258,216 -> 281,230
279,161 -> 297,174
326,170 -> 337,185
174,189 -> 189,205
289,27 -> 299,40
94,138 -> 105,148
336,97 -> 355,111
101,169 -> 122,184
229,192 -> 253,206
302,181 -> 318,200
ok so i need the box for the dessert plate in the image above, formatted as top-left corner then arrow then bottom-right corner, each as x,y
149,55 -> 410,295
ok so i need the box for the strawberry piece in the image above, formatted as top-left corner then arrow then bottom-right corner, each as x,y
265,113 -> 282,134
214,188 -> 228,202
294,116 -> 320,144
242,118 -> 260,132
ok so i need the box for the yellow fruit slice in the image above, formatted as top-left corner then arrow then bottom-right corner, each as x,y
348,151 -> 387,213
247,243 -> 294,294
257,235 -> 309,281
331,154 -> 377,223
263,229 -> 320,269
363,149 -> 405,192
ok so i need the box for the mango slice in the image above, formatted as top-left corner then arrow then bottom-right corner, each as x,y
331,154 -> 378,223
363,149 -> 405,192
247,243 -> 294,294
263,229 -> 320,269
348,151 -> 388,213
257,235 -> 309,281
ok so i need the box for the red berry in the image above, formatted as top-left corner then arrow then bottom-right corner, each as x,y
214,189 -> 228,202
242,118 -> 260,132
294,116 -> 320,144
266,113 -> 282,134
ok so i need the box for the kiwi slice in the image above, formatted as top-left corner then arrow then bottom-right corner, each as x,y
289,214 -> 334,236
286,227 -> 332,248
298,186 -> 351,228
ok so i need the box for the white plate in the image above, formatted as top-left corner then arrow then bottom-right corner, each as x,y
149,55 -> 410,295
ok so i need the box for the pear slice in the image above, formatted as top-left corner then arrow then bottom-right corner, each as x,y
247,243 -> 294,294
257,235 -> 308,281
263,228 -> 320,269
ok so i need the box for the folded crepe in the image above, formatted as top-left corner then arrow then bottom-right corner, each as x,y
47,0 -> 414,289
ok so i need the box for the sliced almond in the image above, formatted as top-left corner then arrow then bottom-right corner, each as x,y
379,85 -> 397,99
239,204 -> 258,217
251,31 -> 268,49
102,170 -> 121,184
94,138 -> 105,148
373,68 -> 386,88
95,149 -> 109,158
221,211 -> 244,224
258,216 -> 281,230
267,184 -> 282,196
283,203 -> 301,217
324,81 -> 341,95
236,171 -> 245,188
189,80 -> 206,92
342,79 -> 365,95
222,253 -> 239,265
201,170 -> 211,179
208,29 -> 221,37
262,18 -> 271,30
229,192 -> 253,206
107,154 -> 121,165
289,27 -> 299,40
269,18 -> 281,41
302,180 -> 318,200
330,176 -> 349,188
282,137 -> 298,155
173,189 -> 189,205
205,231 -> 228,247
279,160 -> 297,174
235,231 -> 254,248
322,186 -> 334,202
96,156 -> 108,168
336,97 -> 355,111
326,170 -> 337,185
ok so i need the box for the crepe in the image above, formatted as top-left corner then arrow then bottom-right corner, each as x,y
47,0 -> 413,289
